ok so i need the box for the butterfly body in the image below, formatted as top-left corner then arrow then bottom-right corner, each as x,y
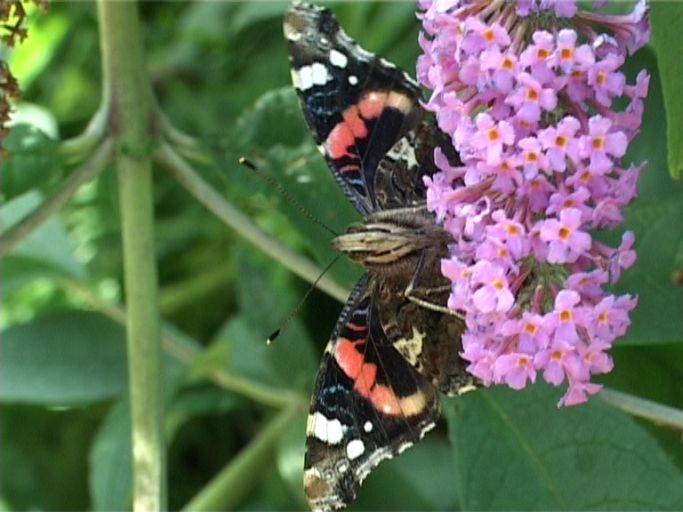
284,3 -> 476,510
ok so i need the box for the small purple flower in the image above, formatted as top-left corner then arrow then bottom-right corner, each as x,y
587,52 -> 626,106
555,29 -> 594,74
534,340 -> 576,385
579,115 -> 628,174
538,116 -> 581,171
558,381 -> 602,407
550,289 -> 582,344
471,260 -> 515,313
539,208 -> 592,263
470,113 -> 515,165
506,72 -> 558,124
493,352 -> 537,389
518,136 -> 548,178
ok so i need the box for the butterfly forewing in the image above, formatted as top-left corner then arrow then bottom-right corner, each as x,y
284,3 -> 423,213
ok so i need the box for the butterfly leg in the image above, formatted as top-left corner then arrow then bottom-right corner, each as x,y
403,252 -> 464,319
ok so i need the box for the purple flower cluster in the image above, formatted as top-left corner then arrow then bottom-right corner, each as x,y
417,0 -> 649,406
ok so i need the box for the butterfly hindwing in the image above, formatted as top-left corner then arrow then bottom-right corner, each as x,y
284,2 -> 423,214
304,277 -> 440,511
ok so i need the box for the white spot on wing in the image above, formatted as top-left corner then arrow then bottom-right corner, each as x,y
363,421 -> 373,433
348,75 -> 359,86
346,439 -> 365,460
329,49 -> 348,68
309,412 -> 346,445
293,62 -> 332,91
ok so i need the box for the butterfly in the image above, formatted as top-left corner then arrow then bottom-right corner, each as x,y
284,3 -> 477,510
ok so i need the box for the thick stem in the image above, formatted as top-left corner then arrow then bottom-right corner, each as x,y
96,1 -> 165,510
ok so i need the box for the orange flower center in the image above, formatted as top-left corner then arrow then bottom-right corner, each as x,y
558,227 -> 571,240
560,48 -> 573,60
492,278 -> 504,290
537,48 -> 549,59
525,88 -> 539,101
555,135 -> 567,148
591,136 -> 604,150
560,309 -> 572,322
487,128 -> 500,141
483,29 -> 495,43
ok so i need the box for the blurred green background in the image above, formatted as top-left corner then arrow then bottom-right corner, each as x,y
1,1 -> 683,511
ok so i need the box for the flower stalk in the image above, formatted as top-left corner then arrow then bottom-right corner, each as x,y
418,0 -> 650,406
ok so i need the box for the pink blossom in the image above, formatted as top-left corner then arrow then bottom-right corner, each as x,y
579,116 -> 628,174
539,208 -> 592,263
538,116 -> 581,171
419,0 -> 648,407
506,72 -> 558,124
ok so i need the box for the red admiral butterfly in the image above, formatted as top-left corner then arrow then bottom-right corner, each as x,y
284,3 -> 477,510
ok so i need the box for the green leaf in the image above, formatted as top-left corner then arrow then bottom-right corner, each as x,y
166,386 -> 240,439
446,384 -> 683,510
0,311 -> 127,404
614,198 -> 683,345
89,398 -> 132,511
0,125 -> 63,199
0,191 -> 87,286
650,2 -> 683,179
353,437 -> 458,511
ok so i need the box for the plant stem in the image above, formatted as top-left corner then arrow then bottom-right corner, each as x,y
601,388 -> 683,432
97,1 -> 165,509
59,279 -> 306,409
0,139 -> 113,257
182,406 -> 301,511
154,142 -> 350,304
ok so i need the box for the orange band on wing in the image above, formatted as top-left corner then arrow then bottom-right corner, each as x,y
334,337 -> 425,417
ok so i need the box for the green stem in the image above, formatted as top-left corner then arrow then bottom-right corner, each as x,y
0,139 -> 113,257
182,406 -> 301,511
154,142 -> 350,304
59,279 -> 306,410
59,103 -> 110,163
601,388 -> 683,432
96,1 -> 165,509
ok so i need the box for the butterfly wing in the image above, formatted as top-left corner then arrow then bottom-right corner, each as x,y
284,3 -> 423,214
304,276 -> 440,511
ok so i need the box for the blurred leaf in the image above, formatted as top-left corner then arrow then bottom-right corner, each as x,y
1,191 -> 86,286
8,11 -> 69,90
275,413 -> 308,509
605,48 -> 683,346
0,125 -> 63,199
607,344 -> 683,408
650,2 -> 683,179
447,384 -> 683,510
229,2 -> 288,35
166,386 -> 240,439
0,311 -> 127,404
614,198 -> 683,345
352,437 -> 458,511
89,398 -> 132,511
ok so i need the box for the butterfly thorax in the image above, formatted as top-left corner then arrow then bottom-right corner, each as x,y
332,207 -> 450,279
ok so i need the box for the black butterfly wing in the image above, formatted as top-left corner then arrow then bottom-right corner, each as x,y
303,276 -> 440,511
284,3 -> 424,214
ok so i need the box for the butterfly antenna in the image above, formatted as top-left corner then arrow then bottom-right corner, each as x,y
267,254 -> 342,344
239,157 -> 339,237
